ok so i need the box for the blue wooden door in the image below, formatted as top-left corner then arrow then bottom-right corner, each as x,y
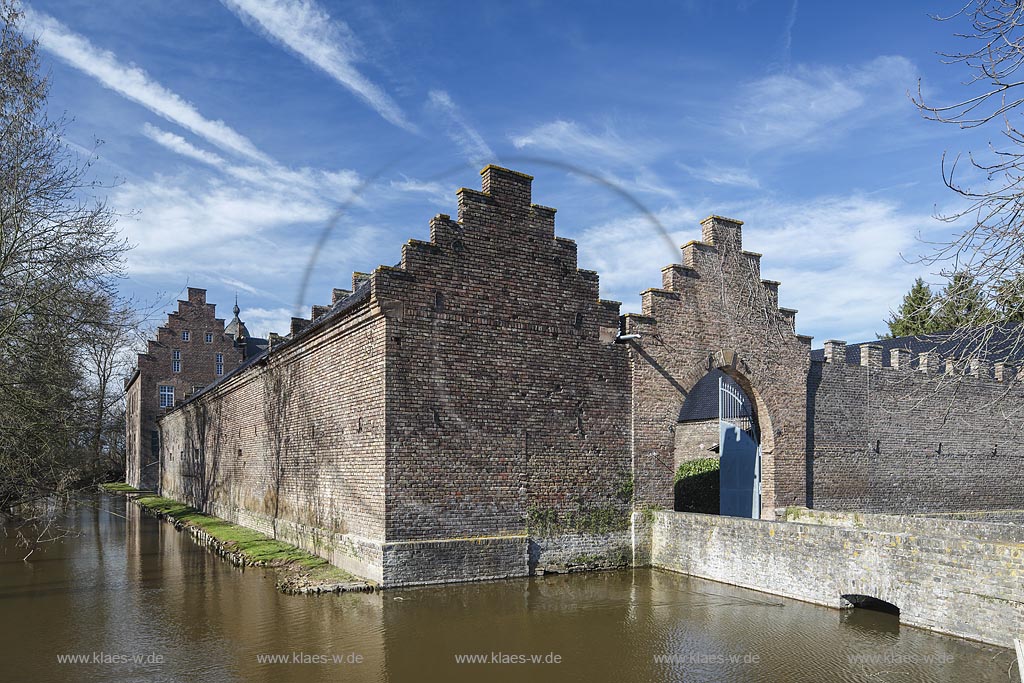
718,377 -> 761,518
719,422 -> 761,518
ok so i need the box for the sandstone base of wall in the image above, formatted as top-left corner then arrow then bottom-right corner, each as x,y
528,530 -> 632,574
650,509 -> 1024,647
382,536 -> 529,587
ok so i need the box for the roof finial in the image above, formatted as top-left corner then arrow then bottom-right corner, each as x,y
233,293 -> 240,318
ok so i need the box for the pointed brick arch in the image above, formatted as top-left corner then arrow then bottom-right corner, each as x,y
678,349 -> 777,453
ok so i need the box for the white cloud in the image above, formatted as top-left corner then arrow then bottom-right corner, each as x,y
511,120 -> 643,165
141,123 -> 361,203
220,0 -> 415,132
141,123 -> 227,168
745,194 -> 931,341
732,56 -> 917,150
239,306 -> 293,339
426,90 -> 494,168
574,192 -> 936,343
23,7 -> 273,164
389,177 -> 451,207
220,276 -> 261,296
679,161 -> 760,189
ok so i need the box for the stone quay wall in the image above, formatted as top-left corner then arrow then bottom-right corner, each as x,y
650,508 -> 1024,647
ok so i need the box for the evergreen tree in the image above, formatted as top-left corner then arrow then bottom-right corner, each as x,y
995,274 -> 1024,323
885,278 -> 939,338
935,272 -> 991,330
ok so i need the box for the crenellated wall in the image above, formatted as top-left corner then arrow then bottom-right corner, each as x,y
155,166 -> 633,586
809,340 -> 1024,513
142,165 -> 1024,591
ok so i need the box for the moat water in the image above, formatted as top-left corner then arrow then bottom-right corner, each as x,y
0,494 -> 1015,683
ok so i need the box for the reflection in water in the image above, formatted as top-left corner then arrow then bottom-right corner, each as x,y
0,495 -> 1014,683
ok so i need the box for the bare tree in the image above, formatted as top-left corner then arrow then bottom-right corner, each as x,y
913,1 -> 1024,369
0,1 -> 135,554
79,296 -> 148,479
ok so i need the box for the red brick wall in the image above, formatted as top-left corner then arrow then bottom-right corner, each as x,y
626,216 -> 812,516
376,166 -> 632,543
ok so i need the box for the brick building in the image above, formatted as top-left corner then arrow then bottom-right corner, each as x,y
124,290 -> 267,490
126,165 -> 1024,586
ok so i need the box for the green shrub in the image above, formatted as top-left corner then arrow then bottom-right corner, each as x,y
673,457 -> 719,514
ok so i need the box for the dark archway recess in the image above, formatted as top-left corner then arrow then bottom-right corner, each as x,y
841,594 -> 900,616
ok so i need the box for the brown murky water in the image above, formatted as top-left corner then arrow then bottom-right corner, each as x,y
0,494 -> 1015,682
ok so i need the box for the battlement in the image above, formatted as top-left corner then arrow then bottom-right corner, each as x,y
480,164 -> 532,207
641,216 -> 801,342
820,339 -> 1019,384
701,215 -> 743,252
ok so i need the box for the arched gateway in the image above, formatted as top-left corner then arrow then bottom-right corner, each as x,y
625,216 -> 811,519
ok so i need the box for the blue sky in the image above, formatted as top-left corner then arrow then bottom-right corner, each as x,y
20,0 -> 996,344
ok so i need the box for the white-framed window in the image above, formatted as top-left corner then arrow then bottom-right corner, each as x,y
159,385 -> 174,408
172,360 -> 181,373
172,349 -> 181,360
215,352 -> 224,376
182,330 -> 191,342
205,332 -> 213,343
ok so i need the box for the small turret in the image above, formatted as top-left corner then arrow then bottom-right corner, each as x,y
224,294 -> 250,344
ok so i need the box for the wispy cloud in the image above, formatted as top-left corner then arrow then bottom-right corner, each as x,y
426,90 -> 494,168
573,192 -> 934,343
128,122 -> 367,315
220,0 -> 416,132
142,123 -> 360,202
732,55 -> 917,150
679,161 -> 760,189
23,7 -> 273,164
389,176 -> 451,207
781,0 -> 798,64
141,123 -> 227,168
220,276 -> 261,296
511,120 -> 642,164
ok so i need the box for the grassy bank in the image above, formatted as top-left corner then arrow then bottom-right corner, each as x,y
99,482 -> 143,493
100,484 -> 372,593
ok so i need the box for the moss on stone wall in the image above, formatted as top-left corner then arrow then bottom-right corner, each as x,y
526,504 -> 630,537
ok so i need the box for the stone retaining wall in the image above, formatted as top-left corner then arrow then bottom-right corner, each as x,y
650,509 -> 1024,647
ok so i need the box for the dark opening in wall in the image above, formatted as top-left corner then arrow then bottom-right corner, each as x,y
674,457 -> 719,513
841,594 -> 900,616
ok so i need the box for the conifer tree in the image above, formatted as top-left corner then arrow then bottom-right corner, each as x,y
934,272 -> 991,330
885,278 -> 939,338
995,274 -> 1024,323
